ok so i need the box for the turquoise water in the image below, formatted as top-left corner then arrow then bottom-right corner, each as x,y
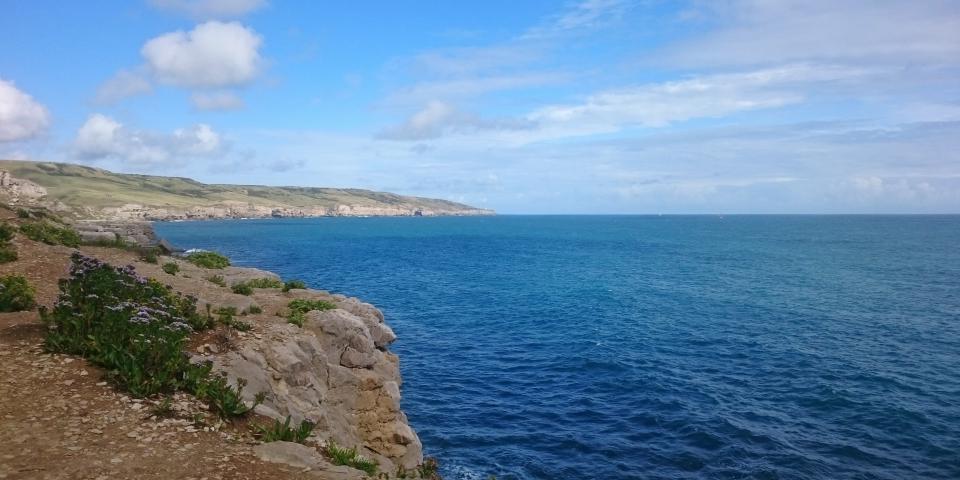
156,216 -> 960,479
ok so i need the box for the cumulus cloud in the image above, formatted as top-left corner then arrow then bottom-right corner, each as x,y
149,0 -> 266,19
191,91 -> 244,111
74,114 -> 223,166
142,21 -> 263,88
378,101 -> 532,140
95,69 -> 153,104
0,78 -> 50,142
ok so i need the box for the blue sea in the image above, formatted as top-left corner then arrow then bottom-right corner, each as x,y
156,215 -> 960,480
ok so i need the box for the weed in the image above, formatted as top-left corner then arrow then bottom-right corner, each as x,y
214,306 -> 252,331
0,245 -> 17,263
417,458 -> 441,480
245,278 -> 284,289
151,397 -> 175,419
186,251 -> 230,269
139,249 -> 159,264
162,262 -> 180,275
0,222 -> 15,242
16,208 -> 31,219
206,275 -> 227,287
0,275 -> 36,312
287,310 -> 305,327
252,416 -> 315,444
193,374 -> 265,418
326,441 -> 378,476
19,221 -> 81,247
288,298 -> 336,314
282,279 -> 307,292
246,304 -> 263,314
231,282 -> 253,295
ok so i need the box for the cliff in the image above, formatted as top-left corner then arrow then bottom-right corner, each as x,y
0,204 -> 428,478
0,160 -> 494,220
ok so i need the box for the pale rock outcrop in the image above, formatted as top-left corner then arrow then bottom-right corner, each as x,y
252,442 -> 367,479
0,170 -> 47,203
210,299 -> 422,473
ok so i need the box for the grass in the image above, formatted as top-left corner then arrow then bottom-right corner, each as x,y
162,262 -> 180,275
41,253 -> 262,418
213,306 -> 253,331
231,283 -> 253,295
242,277 -> 284,289
19,221 -> 81,247
0,275 -> 36,312
206,275 -> 227,287
282,279 -> 307,292
0,159 -> 477,214
326,441 -> 378,476
139,248 -> 159,264
186,251 -> 230,269
246,305 -> 262,314
285,299 -> 336,328
0,222 -> 17,263
251,416 -> 315,444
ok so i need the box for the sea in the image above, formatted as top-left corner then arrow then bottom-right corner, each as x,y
155,215 -> 960,480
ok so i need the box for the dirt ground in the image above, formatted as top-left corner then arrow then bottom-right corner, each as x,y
0,211 -> 320,480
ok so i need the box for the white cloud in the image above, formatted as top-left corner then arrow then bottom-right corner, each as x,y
0,78 -> 50,142
379,101 -> 532,140
95,69 -> 152,103
141,21 -> 263,88
149,0 -> 266,19
74,114 -> 223,166
191,91 -> 244,111
662,0 -> 960,67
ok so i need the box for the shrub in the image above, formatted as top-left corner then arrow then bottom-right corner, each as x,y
0,244 -> 17,263
16,208 -> 31,219
244,277 -> 284,289
19,221 -> 81,247
287,310 -> 306,328
288,298 -> 337,314
282,279 -> 307,292
0,222 -> 16,242
41,254 -> 261,414
162,262 -> 180,275
41,254 -> 199,396
186,251 -> 230,269
231,282 -> 253,295
252,416 -> 315,444
206,275 -> 227,287
246,304 -> 263,314
214,306 -> 252,331
0,275 -> 36,312
326,441 -> 378,476
139,249 -> 159,264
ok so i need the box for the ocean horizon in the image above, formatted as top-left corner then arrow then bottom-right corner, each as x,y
156,215 -> 960,479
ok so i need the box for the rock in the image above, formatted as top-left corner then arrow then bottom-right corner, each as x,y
252,442 -> 367,480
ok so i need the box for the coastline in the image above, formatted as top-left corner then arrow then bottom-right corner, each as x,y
0,207 -> 427,478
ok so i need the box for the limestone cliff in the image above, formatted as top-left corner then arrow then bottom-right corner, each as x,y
0,159 -> 494,221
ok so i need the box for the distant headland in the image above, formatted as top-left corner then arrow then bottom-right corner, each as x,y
0,159 -> 494,221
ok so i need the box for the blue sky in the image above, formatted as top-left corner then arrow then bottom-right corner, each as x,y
1,0 -> 959,213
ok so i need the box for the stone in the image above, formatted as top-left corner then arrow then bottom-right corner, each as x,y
252,442 -> 367,480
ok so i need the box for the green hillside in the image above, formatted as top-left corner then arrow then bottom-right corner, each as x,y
0,160 -> 489,216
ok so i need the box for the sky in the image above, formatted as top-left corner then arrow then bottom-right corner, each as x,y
1,0 -> 959,214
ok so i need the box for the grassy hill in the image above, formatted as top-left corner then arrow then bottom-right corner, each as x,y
0,160 -> 492,219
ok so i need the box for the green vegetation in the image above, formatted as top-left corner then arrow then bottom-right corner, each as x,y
139,248 -> 159,264
206,275 -> 227,287
41,254 -> 261,418
326,441 -> 378,476
16,208 -> 30,219
19,221 -> 81,247
246,304 -> 263,314
0,160 -> 484,218
282,279 -> 307,292
243,277 -> 284,289
285,298 -> 337,327
81,233 -> 136,249
212,306 -> 252,331
162,262 -> 180,275
151,397 -> 175,419
0,275 -> 36,312
252,416 -> 315,444
186,251 -> 230,269
0,222 -> 17,263
231,282 -> 253,295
